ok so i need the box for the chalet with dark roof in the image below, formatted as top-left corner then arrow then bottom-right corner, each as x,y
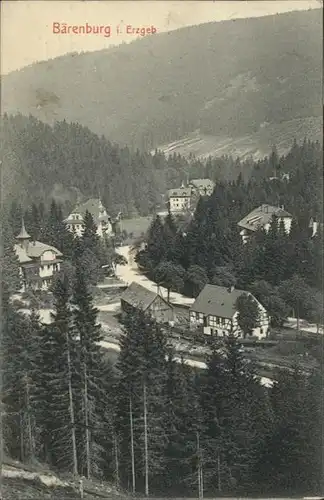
120,282 -> 174,324
64,198 -> 113,237
189,284 -> 269,339
238,204 -> 292,244
14,220 -> 62,291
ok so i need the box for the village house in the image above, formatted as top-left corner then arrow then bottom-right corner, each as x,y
238,204 -> 293,244
64,197 -> 113,237
167,185 -> 192,214
189,178 -> 215,197
189,284 -> 269,339
120,282 -> 174,324
167,178 -> 214,214
14,220 -> 62,291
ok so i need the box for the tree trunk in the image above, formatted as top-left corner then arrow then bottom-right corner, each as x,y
196,432 -> 203,500
25,377 -> 34,461
113,430 -> 119,489
19,410 -> 24,463
83,363 -> 91,479
217,453 -> 222,492
66,333 -> 78,475
129,396 -> 136,494
143,382 -> 149,497
167,288 -> 170,303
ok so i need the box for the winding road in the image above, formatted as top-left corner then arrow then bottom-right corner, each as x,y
115,245 -> 195,306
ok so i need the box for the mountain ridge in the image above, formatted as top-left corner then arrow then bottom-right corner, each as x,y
2,8 -> 322,157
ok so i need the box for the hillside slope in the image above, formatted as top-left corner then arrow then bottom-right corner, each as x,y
2,9 -> 322,155
2,460 -> 124,499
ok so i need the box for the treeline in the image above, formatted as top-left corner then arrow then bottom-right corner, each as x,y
136,140 -> 323,328
2,114 -> 321,218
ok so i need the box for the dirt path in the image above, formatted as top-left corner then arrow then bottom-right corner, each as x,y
115,246 -> 195,306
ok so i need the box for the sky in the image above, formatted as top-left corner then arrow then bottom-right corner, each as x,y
1,0 -> 321,74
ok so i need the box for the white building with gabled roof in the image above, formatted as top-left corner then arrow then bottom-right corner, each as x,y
64,197 -> 113,237
238,204 -> 293,244
14,220 -> 62,291
167,186 -> 192,214
189,284 -> 269,339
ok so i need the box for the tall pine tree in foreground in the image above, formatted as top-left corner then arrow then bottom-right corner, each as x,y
72,262 -> 106,479
2,304 -> 40,462
116,310 -> 168,494
35,276 -> 78,471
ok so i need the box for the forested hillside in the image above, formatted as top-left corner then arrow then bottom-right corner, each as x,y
1,113 -> 321,217
2,9 -> 322,155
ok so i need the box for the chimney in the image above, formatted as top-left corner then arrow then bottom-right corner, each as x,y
228,285 -> 235,293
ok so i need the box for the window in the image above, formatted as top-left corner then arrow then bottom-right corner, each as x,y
209,316 -> 217,327
47,265 -> 51,270
216,317 -> 220,325
260,328 -> 263,335
221,317 -> 225,325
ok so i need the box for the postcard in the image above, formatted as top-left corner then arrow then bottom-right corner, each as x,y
0,1 -> 323,499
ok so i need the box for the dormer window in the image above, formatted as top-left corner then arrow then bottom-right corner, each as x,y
247,216 -> 262,225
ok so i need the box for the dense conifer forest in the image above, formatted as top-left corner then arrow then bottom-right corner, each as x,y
1,114 -> 322,220
1,109 -> 323,497
1,292 -> 323,496
1,134 -> 323,496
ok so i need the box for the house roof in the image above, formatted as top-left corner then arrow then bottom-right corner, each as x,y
14,245 -> 33,264
190,284 -> 252,319
14,241 -> 62,263
121,282 -> 166,311
16,219 -> 31,240
168,188 -> 192,198
237,204 -> 292,232
190,178 -> 214,189
68,198 -> 110,224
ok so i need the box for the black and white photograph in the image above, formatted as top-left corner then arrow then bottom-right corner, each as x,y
0,1 -> 323,498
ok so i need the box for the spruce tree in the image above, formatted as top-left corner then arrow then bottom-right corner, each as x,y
0,214 -> 21,298
81,210 -> 100,256
35,276 -> 78,471
72,263 -> 106,479
256,366 -> 323,495
2,305 -> 39,462
146,215 -> 167,267
235,294 -> 260,337
116,310 -> 168,493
